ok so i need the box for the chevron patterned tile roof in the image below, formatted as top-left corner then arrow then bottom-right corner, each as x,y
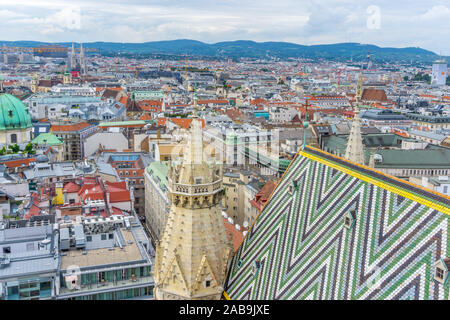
224,146 -> 450,300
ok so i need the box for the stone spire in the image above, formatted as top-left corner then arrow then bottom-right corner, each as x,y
154,96 -> 232,300
344,72 -> 365,165
70,43 -> 76,71
355,72 -> 363,103
80,43 -> 86,75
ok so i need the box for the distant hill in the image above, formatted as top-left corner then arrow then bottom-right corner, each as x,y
0,39 -> 445,63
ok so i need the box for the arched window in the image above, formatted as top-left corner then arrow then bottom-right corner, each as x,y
10,133 -> 17,144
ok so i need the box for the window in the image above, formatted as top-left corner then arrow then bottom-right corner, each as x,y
252,261 -> 261,276
10,134 -> 17,144
3,246 -> 11,254
101,234 -> 107,240
7,286 -> 18,296
345,217 -> 351,227
205,280 -> 211,287
86,236 -> 92,242
108,233 -> 114,240
436,267 -> 445,280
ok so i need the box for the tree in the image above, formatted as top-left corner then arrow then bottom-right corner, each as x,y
0,147 -> 5,155
24,143 -> 35,155
412,72 -> 431,84
8,144 -> 20,153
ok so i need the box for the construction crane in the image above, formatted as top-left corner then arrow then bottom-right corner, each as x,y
135,65 -> 144,78
184,56 -> 188,82
1,46 -> 33,53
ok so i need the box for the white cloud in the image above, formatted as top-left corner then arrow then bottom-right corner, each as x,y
420,5 -> 450,20
0,0 -> 448,54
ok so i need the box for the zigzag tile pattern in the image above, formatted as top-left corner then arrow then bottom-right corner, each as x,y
225,149 -> 450,300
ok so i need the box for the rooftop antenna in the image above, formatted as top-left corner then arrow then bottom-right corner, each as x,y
184,55 -> 188,82
302,98 -> 309,150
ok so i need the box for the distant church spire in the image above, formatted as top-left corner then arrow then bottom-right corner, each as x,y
344,72 -> 365,165
70,43 -> 76,71
80,43 -> 86,75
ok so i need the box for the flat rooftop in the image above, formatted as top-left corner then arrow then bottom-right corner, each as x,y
60,229 -> 143,270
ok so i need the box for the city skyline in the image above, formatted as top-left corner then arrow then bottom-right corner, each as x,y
0,0 -> 449,55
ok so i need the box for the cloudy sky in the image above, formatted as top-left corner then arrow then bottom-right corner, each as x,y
0,0 -> 449,54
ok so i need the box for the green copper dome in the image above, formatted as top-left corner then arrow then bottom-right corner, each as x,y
0,93 -> 32,131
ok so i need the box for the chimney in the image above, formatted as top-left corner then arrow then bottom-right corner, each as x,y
106,191 -> 112,210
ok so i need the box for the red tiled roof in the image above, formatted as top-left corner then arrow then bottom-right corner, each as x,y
111,207 -> 124,215
3,158 -> 36,168
78,184 -> 104,202
250,98 -> 267,105
119,96 -> 128,106
139,100 -> 162,107
63,182 -> 80,193
157,118 -> 167,126
25,204 -> 41,220
251,181 -> 276,211
51,122 -> 92,132
140,113 -> 152,120
361,88 -> 387,102
169,118 -> 205,129
223,217 -> 245,251
197,99 -> 229,105
105,181 -> 131,203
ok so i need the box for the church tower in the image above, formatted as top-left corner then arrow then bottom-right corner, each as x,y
80,43 -> 86,75
344,72 -> 365,165
63,69 -> 71,85
154,91 -> 232,300
70,43 -> 76,71
30,73 -> 39,93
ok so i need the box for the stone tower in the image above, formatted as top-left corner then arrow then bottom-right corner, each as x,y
30,73 -> 39,93
70,43 -> 76,71
154,96 -> 232,300
80,43 -> 86,75
344,72 -> 365,165
63,69 -> 71,85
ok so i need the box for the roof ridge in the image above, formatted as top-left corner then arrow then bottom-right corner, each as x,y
303,145 -> 450,205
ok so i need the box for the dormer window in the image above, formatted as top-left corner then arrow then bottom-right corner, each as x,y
8,110 -> 13,118
252,260 -> 261,276
205,280 -> 211,287
237,259 -> 243,269
289,179 -> 298,195
344,209 -> 357,229
434,258 -> 450,285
